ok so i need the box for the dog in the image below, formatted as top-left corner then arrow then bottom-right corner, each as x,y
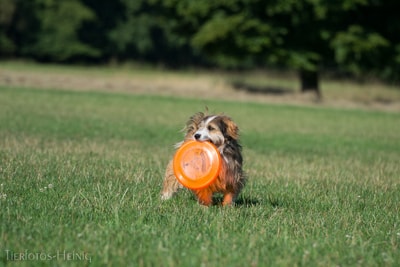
161,112 -> 245,206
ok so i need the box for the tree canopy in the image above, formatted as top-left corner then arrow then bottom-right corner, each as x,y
1,0 -> 400,89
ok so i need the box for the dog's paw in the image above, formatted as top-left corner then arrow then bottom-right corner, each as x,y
161,192 -> 173,200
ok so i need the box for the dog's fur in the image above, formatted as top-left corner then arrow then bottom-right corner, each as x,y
161,112 -> 245,206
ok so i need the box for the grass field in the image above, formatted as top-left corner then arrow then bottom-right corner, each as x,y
0,83 -> 399,266
2,60 -> 400,111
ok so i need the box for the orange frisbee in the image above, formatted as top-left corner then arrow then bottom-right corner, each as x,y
173,140 -> 221,189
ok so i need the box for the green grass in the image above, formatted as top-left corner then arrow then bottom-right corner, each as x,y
3,60 -> 400,107
0,86 -> 399,266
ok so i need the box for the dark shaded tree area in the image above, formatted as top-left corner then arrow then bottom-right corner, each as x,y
1,0 -> 400,92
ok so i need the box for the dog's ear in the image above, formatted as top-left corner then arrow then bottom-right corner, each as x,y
222,116 -> 239,140
185,112 -> 205,134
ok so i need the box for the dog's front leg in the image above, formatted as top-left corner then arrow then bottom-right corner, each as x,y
222,192 -> 236,206
161,160 -> 181,200
193,189 -> 213,206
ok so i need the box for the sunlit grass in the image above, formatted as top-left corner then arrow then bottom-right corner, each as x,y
2,60 -> 400,108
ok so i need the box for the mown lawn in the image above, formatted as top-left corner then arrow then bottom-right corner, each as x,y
0,86 -> 399,266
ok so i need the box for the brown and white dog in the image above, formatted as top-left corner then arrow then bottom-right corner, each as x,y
161,112 -> 245,206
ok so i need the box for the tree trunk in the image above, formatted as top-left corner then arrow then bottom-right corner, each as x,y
299,69 -> 321,99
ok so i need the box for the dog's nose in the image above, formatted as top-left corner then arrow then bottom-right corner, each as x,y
194,133 -> 201,140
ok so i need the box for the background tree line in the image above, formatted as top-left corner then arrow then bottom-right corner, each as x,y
1,0 -> 399,93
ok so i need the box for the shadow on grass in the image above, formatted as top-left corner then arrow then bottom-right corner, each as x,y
267,196 -> 286,209
235,196 -> 261,207
231,81 -> 293,95
186,191 -> 282,208
207,195 -> 261,207
236,195 -> 288,208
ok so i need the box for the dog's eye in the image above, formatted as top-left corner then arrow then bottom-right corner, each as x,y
207,125 -> 215,131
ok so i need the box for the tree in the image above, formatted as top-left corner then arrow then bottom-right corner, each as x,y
329,1 -> 400,82
11,0 -> 99,62
0,0 -> 16,57
104,0 -> 194,66
158,0 -> 328,96
80,0 -> 125,61
159,0 -> 400,96
2,0 -> 400,87
263,0 -> 329,97
161,0 -> 284,68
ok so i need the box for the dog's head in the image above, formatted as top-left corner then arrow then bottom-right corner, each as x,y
183,112 -> 239,147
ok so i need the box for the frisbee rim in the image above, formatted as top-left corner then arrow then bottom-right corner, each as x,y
173,140 -> 221,189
